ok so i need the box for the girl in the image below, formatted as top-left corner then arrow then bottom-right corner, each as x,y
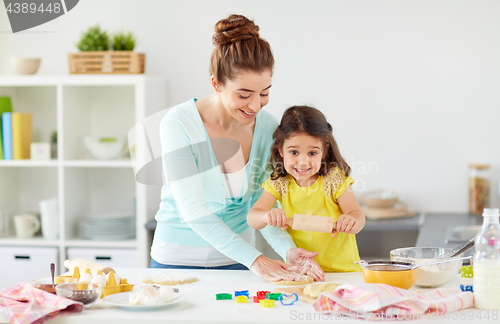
247,105 -> 365,272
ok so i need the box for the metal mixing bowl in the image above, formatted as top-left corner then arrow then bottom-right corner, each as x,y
390,247 -> 463,288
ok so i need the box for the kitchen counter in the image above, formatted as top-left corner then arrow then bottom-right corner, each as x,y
0,268 -> 493,324
416,213 -> 482,259
145,213 -> 424,232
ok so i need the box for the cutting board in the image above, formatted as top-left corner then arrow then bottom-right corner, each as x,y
272,286 -> 317,304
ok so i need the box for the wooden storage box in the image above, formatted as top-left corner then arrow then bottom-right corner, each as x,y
68,51 -> 145,74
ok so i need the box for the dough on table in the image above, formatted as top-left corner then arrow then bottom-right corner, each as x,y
303,283 -> 340,298
140,272 -> 198,285
274,275 -> 314,286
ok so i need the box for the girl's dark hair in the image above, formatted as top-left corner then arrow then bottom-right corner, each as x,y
269,105 -> 351,180
209,14 -> 274,85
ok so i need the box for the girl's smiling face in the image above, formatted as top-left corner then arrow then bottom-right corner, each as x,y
216,69 -> 272,124
279,132 -> 325,187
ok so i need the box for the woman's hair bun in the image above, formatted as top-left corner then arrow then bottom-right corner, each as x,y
212,14 -> 260,46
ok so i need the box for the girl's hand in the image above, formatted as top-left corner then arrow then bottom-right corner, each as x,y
250,255 -> 301,282
332,213 -> 357,238
263,209 -> 289,230
286,248 -> 325,282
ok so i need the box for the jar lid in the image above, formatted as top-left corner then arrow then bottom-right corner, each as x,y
469,164 -> 490,169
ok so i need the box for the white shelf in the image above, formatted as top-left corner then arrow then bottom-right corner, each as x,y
0,75 -> 166,273
0,160 -> 59,167
0,75 -> 164,87
0,236 -> 60,247
63,160 -> 133,168
0,159 -> 133,168
64,239 -> 138,248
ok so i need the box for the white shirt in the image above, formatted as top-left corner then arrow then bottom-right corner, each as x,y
151,163 -> 255,267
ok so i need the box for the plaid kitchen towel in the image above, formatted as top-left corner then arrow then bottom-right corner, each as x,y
0,282 -> 83,324
313,283 -> 473,321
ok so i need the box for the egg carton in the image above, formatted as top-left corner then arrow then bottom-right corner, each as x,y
59,266 -> 134,298
101,271 -> 134,298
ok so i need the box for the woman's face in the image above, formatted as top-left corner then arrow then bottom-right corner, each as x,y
217,69 -> 272,124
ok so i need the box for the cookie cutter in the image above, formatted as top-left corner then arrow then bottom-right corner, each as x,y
216,293 -> 232,300
259,299 -> 275,308
461,266 -> 473,278
253,290 -> 270,303
266,293 -> 282,300
279,293 -> 298,306
460,284 -> 473,292
235,296 -> 248,303
235,290 -> 249,298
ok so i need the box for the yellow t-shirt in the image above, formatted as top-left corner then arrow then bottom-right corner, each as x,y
262,167 -> 361,272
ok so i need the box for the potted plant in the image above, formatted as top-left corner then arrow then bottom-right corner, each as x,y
68,25 -> 144,74
50,130 -> 57,159
76,24 -> 109,51
112,31 -> 136,51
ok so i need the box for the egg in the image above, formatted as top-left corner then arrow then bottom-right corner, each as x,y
128,291 -> 142,305
91,274 -> 107,287
79,273 -> 93,283
141,285 -> 157,299
141,295 -> 157,306
158,286 -> 175,303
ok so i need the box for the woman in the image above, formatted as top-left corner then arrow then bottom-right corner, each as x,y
150,14 -> 324,282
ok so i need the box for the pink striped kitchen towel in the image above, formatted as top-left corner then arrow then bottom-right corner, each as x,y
0,282 -> 83,324
313,283 -> 473,321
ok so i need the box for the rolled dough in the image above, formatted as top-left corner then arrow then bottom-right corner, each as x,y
303,282 -> 340,298
140,272 -> 198,285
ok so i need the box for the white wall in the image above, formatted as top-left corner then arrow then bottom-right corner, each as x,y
1,0 -> 499,213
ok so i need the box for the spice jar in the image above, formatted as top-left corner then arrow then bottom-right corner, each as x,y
469,164 -> 490,214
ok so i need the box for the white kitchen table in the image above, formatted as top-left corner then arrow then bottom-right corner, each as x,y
0,268 -> 497,324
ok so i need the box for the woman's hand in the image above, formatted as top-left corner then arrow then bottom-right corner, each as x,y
250,255 -> 301,282
286,248 -> 325,282
332,213 -> 359,238
263,209 -> 289,230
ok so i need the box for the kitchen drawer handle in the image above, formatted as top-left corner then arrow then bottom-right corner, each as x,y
95,256 -> 111,260
14,255 -> 30,260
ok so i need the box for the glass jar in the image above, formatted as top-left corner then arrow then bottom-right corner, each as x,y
468,164 -> 490,214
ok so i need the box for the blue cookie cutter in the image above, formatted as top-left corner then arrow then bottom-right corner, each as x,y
279,293 -> 298,306
235,290 -> 249,298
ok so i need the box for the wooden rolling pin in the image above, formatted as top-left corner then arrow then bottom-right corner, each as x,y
284,214 -> 336,233
64,258 -> 115,276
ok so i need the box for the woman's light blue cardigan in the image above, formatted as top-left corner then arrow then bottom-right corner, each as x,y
153,99 -> 296,268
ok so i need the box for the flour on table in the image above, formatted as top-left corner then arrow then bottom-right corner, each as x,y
140,273 -> 198,285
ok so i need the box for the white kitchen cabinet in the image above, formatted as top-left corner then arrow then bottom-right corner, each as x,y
0,75 -> 165,275
0,246 -> 58,289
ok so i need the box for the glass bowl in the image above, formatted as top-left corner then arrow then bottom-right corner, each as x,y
83,136 -> 126,160
56,282 -> 102,308
390,247 -> 463,288
357,260 -> 417,289
33,276 -> 78,294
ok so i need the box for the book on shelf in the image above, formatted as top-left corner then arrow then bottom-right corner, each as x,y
2,112 -> 12,160
0,97 -> 13,160
12,112 -> 32,160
